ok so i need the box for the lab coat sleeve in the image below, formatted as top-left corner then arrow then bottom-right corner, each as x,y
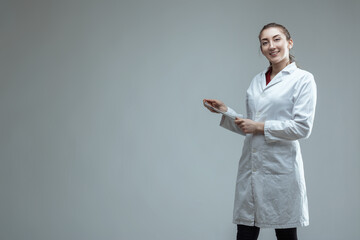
264,75 -> 317,142
219,107 -> 245,136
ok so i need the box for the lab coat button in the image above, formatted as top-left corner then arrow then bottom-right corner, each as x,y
252,148 -> 256,153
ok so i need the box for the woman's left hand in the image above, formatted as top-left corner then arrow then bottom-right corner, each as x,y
235,118 -> 264,134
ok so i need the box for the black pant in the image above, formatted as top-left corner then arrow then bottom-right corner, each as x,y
237,224 -> 298,240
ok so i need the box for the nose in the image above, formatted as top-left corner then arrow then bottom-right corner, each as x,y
269,41 -> 275,49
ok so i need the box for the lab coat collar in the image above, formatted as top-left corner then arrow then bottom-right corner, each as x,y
262,62 -> 298,90
261,62 -> 297,75
282,62 -> 297,74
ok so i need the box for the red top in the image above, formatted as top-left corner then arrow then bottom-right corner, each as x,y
266,67 -> 272,85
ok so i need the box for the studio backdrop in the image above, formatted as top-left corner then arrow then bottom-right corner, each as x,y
0,0 -> 359,239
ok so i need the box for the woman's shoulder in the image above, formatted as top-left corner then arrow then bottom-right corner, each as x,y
295,67 -> 314,78
292,67 -> 317,92
294,67 -> 315,84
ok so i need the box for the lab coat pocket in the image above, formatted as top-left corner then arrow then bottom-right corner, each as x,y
261,144 -> 294,175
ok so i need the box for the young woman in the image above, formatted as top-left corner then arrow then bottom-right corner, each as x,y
203,23 -> 317,240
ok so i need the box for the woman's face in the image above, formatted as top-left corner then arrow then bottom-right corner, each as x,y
260,27 -> 293,66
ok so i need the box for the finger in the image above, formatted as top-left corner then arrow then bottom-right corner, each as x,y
203,99 -> 211,107
206,99 -> 219,106
203,100 -> 216,110
207,107 -> 215,112
205,105 -> 218,113
204,100 -> 217,108
203,99 -> 212,106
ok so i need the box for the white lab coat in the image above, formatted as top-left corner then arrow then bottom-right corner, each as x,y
220,62 -> 316,228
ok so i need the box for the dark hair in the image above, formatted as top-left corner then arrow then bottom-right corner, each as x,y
258,23 -> 295,65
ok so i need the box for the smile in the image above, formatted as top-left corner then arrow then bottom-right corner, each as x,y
270,51 -> 279,56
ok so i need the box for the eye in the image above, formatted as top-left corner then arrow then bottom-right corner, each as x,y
262,42 -> 268,46
275,38 -> 281,41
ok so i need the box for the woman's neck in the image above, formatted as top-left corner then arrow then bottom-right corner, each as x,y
271,59 -> 290,76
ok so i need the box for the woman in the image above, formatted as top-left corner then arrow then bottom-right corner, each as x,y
203,23 -> 317,240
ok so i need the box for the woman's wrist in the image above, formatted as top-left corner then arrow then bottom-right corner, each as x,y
256,122 -> 265,134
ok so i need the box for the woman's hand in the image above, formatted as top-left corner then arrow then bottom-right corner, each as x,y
235,118 -> 264,135
203,99 -> 228,113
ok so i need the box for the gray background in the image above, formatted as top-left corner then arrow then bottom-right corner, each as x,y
1,0 -> 359,239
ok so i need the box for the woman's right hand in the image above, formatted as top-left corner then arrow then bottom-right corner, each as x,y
203,99 -> 228,113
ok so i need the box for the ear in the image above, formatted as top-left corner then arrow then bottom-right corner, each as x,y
288,39 -> 294,49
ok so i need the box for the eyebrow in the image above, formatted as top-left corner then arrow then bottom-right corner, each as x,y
261,34 -> 281,41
